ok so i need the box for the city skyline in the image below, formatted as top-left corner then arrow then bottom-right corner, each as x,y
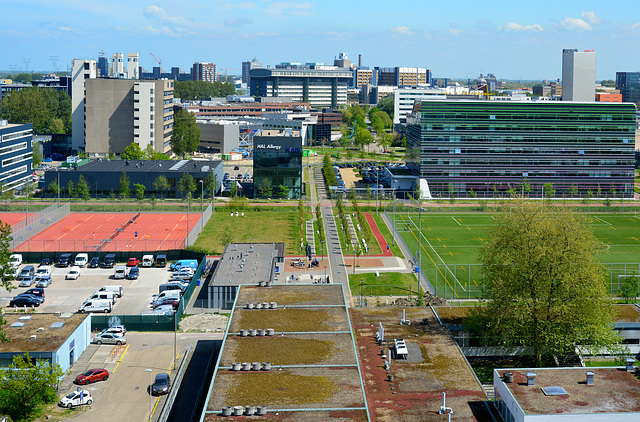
2,0 -> 640,80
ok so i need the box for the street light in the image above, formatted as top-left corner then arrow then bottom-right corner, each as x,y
321,239 -> 325,263
199,180 -> 204,231
145,368 -> 153,422
324,265 -> 327,284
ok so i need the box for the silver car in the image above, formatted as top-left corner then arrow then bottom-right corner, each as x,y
19,276 -> 36,287
92,333 -> 127,345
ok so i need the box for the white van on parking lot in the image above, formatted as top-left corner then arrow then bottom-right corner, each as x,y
142,255 -> 154,267
85,291 -> 117,304
97,285 -> 124,297
78,299 -> 112,313
151,290 -> 182,303
74,253 -> 89,267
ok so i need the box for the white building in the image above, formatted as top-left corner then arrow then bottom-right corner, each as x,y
562,48 -> 596,102
393,86 -> 446,125
71,58 -> 97,153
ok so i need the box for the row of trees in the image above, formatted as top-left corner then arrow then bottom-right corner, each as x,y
121,143 -> 170,160
0,87 -> 71,133
173,80 -> 235,101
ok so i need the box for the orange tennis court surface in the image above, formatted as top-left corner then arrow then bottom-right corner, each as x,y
13,213 -> 201,252
0,213 -> 33,226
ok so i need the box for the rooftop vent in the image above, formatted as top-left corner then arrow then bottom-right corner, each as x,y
50,322 -> 65,329
10,322 -> 25,328
18,316 -> 32,321
37,327 -> 45,332
586,371 -> 594,385
60,313 -> 74,319
625,358 -> 635,371
526,371 -> 536,386
541,386 -> 568,396
29,335 -> 37,341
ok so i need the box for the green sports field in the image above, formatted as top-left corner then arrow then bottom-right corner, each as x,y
395,213 -> 640,300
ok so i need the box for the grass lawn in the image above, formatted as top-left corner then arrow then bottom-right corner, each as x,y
395,212 -> 640,300
348,272 -> 419,297
190,210 -> 307,255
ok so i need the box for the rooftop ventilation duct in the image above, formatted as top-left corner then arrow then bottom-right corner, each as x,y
526,371 -> 536,386
586,371 -> 594,385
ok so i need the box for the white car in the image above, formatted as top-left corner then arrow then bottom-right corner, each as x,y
59,390 -> 92,408
66,266 -> 81,280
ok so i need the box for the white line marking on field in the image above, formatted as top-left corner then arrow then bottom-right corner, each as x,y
491,216 -> 496,220
594,216 -> 612,226
451,217 -> 462,226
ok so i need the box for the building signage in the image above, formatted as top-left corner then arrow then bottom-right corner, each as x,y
255,144 -> 282,150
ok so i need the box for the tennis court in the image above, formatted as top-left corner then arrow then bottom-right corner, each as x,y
395,213 -> 640,299
0,213 -> 34,226
13,212 -> 200,252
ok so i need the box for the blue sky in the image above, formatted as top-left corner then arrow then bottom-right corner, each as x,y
3,0 -> 640,80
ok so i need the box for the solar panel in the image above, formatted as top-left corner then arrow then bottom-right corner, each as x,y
542,386 -> 569,396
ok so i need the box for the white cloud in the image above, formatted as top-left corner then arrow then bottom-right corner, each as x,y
391,26 -> 412,35
561,18 -> 592,31
143,5 -> 186,26
265,1 -> 313,17
500,22 -> 543,32
631,23 -> 640,30
59,26 -> 73,32
582,11 -> 601,24
449,28 -> 462,35
225,18 -> 252,27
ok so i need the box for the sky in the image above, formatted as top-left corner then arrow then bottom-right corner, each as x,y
2,0 -> 640,81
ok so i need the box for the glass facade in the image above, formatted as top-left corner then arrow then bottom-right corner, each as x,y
616,72 -> 640,105
406,100 -> 637,198
253,136 -> 302,199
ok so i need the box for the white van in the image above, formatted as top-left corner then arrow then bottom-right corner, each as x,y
151,290 -> 182,303
9,254 -> 22,268
142,255 -> 154,267
114,266 -> 126,279
78,299 -> 112,313
85,291 -> 117,304
35,265 -> 52,280
74,253 -> 89,267
97,285 -> 124,297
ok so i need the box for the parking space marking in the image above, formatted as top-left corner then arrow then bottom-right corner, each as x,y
112,344 -> 130,373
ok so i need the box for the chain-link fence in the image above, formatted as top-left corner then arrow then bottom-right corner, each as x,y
12,238 -> 186,253
186,202 -> 212,247
10,202 -> 71,249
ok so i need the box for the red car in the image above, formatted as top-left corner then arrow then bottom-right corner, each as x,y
126,257 -> 139,267
75,368 -> 109,385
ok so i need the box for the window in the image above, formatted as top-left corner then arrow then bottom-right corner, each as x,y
150,132 -> 154,138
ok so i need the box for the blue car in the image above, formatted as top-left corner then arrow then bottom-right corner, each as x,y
127,267 -> 139,280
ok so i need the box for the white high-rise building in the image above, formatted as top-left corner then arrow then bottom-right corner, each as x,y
71,58 -> 97,152
112,53 -> 125,77
127,53 -> 139,79
562,49 -> 596,102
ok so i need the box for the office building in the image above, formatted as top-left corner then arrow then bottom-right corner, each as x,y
97,55 -> 108,77
596,93 -> 622,102
376,67 -> 431,87
616,72 -> 640,105
192,62 -> 217,82
393,86 -> 446,126
84,79 -> 174,156
249,66 -> 351,108
0,121 -> 33,192
126,53 -> 139,79
71,58 -> 97,153
241,57 -> 262,85
197,122 -> 239,154
352,68 -> 375,88
253,133 -> 302,199
562,49 -> 596,101
406,99 -> 636,198
333,52 -> 352,69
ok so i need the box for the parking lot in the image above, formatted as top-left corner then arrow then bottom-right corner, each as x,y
0,262 -> 178,314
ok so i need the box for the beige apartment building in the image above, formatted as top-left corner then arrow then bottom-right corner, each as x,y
84,79 -> 174,157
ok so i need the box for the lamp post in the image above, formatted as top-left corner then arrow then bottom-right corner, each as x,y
321,239 -> 325,263
145,368 -> 153,422
57,171 -> 60,206
199,180 -> 204,231
324,265 -> 327,284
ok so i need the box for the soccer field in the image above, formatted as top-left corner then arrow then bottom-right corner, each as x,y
395,213 -> 640,300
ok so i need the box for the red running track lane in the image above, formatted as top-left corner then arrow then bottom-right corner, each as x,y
0,213 -> 35,226
364,212 -> 393,257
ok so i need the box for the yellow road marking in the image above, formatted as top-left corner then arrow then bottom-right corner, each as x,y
112,344 -> 130,373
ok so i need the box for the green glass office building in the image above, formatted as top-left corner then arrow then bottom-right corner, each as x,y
406,99 -> 637,198
253,135 -> 302,199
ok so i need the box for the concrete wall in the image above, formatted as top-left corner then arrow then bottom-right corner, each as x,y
53,314 -> 92,371
198,123 -> 239,154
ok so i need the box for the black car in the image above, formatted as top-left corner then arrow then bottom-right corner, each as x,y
39,258 -> 52,266
24,288 -> 45,298
9,296 -> 41,307
152,373 -> 171,395
57,253 -> 72,267
88,257 -> 100,268
15,293 -> 45,304
233,165 -> 240,170
102,254 -> 116,268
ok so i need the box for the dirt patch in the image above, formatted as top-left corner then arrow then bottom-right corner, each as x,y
237,284 -> 345,307
432,306 -> 473,325
179,313 -> 229,333
614,304 -> 640,322
230,307 -> 349,332
339,168 -> 360,189
347,258 -> 384,268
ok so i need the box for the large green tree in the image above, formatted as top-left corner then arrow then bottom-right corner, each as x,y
173,80 -> 235,101
0,88 -> 71,134
121,143 -> 144,159
468,201 -> 619,366
0,221 -> 16,293
119,171 -> 130,200
170,109 -> 201,157
178,172 -> 196,199
152,175 -> 170,200
0,353 -> 65,421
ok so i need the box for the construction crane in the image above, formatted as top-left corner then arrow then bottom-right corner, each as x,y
218,68 -> 240,81
150,53 -> 162,69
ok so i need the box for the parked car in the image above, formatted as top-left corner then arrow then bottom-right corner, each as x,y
66,266 -> 81,280
75,368 -> 109,385
92,333 -> 126,345
88,257 -> 100,268
19,276 -> 36,287
102,253 -> 116,268
152,373 -> 171,396
59,390 -> 92,408
233,165 -> 240,170
9,296 -> 41,307
57,253 -> 72,267
127,267 -> 139,280
151,298 -> 180,310
36,275 -> 52,288
9,254 -> 22,268
126,257 -> 139,267
39,258 -> 52,266
15,293 -> 45,304
151,304 -> 175,314
24,287 -> 45,298
19,265 -> 35,278
74,253 -> 89,267
114,266 -> 126,279
100,327 -> 125,337
35,265 -> 52,280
